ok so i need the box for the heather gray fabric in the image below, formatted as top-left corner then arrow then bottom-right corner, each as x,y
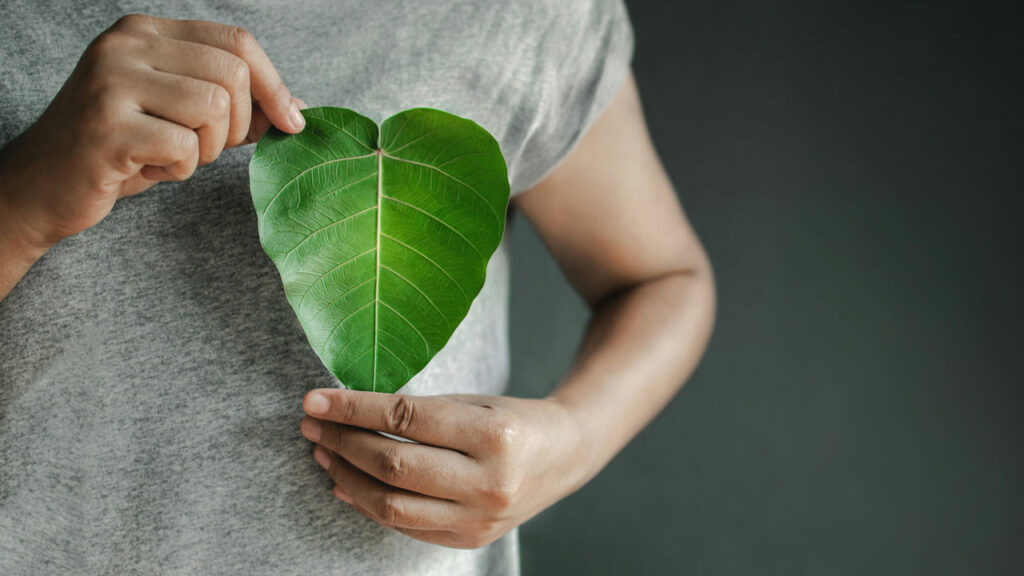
0,1 -> 633,574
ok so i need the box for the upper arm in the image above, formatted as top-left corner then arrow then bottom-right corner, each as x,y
512,70 -> 710,307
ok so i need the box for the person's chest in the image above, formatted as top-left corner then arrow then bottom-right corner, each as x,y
0,0 -> 565,151
0,0 -> 530,396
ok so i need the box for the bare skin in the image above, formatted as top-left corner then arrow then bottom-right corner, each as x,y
0,15 -> 715,552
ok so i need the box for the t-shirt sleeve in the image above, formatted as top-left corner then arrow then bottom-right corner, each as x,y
507,0 -> 635,195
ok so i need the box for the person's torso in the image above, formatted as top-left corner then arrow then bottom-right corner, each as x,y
0,1 -> 628,573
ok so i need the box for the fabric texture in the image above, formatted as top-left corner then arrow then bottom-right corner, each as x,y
0,1 -> 633,574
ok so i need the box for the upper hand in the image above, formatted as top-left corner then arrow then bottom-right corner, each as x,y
300,389 -> 593,549
0,13 -> 304,250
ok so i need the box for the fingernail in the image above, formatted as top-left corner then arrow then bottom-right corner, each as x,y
305,392 -> 329,415
333,485 -> 353,504
300,418 -> 322,442
289,102 -> 306,131
313,446 -> 331,470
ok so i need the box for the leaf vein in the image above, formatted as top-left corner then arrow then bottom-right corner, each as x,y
340,345 -> 376,382
262,152 -> 376,218
381,265 -> 452,328
378,344 -> 411,379
437,151 -> 492,168
290,137 -> 328,163
282,205 -> 376,264
307,277 -> 376,325
384,124 -> 448,155
296,246 -> 377,312
321,299 -> 375,360
381,195 -> 483,259
381,153 -> 502,225
379,327 -> 427,357
381,233 -> 469,303
309,115 -> 376,152
379,300 -> 431,356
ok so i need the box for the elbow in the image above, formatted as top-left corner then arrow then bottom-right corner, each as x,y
588,245 -> 717,326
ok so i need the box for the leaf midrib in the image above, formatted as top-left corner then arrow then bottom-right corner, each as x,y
372,149 -> 383,393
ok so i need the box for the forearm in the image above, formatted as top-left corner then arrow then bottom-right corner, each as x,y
548,262 -> 716,489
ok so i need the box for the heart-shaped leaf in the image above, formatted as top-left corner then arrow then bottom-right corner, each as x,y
249,107 -> 509,393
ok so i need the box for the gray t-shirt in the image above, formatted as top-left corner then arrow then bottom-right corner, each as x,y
0,1 -> 633,574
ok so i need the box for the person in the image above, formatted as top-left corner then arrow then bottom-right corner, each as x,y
0,1 -> 714,574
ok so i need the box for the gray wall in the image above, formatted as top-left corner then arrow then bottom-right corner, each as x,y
507,1 -> 1023,574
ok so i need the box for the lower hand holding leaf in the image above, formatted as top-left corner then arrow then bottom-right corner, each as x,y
299,388 -> 592,549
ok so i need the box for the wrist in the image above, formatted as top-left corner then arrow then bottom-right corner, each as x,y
543,391 -> 613,494
0,199 -> 52,268
0,134 -> 62,256
0,200 -> 54,275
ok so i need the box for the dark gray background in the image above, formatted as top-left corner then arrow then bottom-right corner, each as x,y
507,1 -> 1023,574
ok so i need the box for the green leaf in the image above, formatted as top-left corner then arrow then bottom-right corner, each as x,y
249,107 -> 510,393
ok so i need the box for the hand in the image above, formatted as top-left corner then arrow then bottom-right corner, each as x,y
0,13 -> 304,251
300,389 -> 595,549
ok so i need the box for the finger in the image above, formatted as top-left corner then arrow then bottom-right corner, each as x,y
243,95 -> 303,142
244,97 -> 305,144
132,69 -> 229,165
145,36 -> 252,148
136,166 -> 175,183
149,17 -> 305,133
303,389 -> 485,453
243,104 -> 272,144
303,417 -> 477,499
118,171 -> 160,198
313,445 -> 462,531
119,112 -> 200,184
394,527 -> 493,550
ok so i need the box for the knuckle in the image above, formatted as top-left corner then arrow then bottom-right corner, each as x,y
85,32 -> 128,65
86,32 -> 116,58
229,26 -> 256,52
226,57 -> 251,93
208,84 -> 231,116
375,494 -> 404,526
378,447 -> 404,485
341,394 -> 359,424
198,149 -> 218,167
174,158 -> 198,181
113,13 -> 149,31
110,146 -> 136,176
481,479 -> 517,511
482,417 -> 519,450
463,532 -> 492,549
385,396 -> 416,435
81,33 -> 144,81
476,520 -> 499,538
168,132 -> 200,180
172,129 -> 200,157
